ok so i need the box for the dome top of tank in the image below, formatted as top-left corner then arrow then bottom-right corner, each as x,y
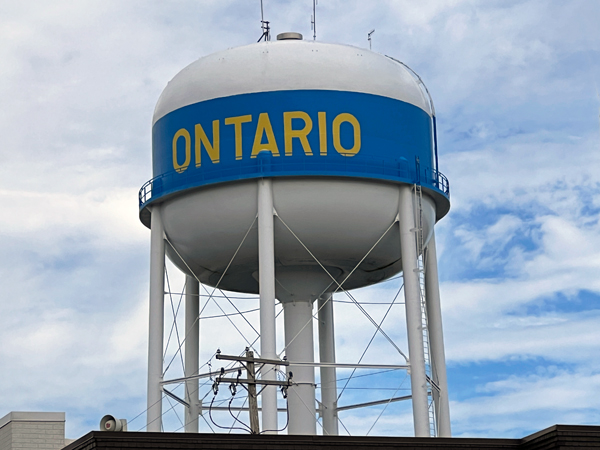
153,38 -> 433,124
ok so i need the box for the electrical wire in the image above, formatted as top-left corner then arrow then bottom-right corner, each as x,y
208,393 -> 251,433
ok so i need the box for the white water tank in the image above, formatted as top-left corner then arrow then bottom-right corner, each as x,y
139,37 -> 449,301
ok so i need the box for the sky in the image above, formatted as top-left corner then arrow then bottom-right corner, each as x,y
1,0 -> 599,441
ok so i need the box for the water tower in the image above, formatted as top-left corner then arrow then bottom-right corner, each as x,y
139,33 -> 451,437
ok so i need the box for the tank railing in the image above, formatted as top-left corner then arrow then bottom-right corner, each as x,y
138,156 -> 450,208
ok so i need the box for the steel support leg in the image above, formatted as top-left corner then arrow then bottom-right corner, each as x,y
184,275 -> 200,432
425,233 -> 451,437
398,185 -> 430,437
147,205 -> 165,432
318,293 -> 339,435
258,179 -> 278,433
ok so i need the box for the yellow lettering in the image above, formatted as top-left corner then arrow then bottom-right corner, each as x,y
318,112 -> 327,156
194,120 -> 220,167
284,111 -> 313,156
332,113 -> 361,157
251,113 -> 280,158
172,128 -> 191,173
224,115 -> 252,160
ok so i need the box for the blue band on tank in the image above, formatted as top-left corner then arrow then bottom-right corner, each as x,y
141,90 -> 449,209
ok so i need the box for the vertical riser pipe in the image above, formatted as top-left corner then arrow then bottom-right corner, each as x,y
283,301 -> 317,435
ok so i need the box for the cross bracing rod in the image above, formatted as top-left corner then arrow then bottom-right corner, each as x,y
162,362 -> 410,386
215,353 -> 288,366
212,377 -> 292,387
274,212 -> 408,361
163,388 -> 190,408
210,406 -> 289,412
164,390 -> 415,415
161,367 -> 242,385
291,362 -> 409,370
336,395 -> 412,412
427,374 -> 441,393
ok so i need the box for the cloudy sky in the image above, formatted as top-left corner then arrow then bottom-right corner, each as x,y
1,0 -> 599,441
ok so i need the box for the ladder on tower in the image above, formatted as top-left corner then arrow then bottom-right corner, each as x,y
413,184 -> 437,437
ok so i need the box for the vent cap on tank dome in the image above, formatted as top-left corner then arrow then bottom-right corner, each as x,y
277,32 -> 303,40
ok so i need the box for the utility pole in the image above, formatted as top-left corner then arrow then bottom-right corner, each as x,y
246,350 -> 260,434
213,351 -> 291,434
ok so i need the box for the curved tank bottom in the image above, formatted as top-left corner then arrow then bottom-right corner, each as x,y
161,177 -> 436,299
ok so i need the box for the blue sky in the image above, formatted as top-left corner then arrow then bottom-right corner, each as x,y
1,0 -> 599,440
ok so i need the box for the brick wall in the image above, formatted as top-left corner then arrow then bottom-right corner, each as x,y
0,412 -> 66,450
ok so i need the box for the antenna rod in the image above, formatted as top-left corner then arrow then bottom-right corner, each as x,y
368,29 -> 375,50
258,0 -> 270,42
312,0 -> 317,41
261,0 -> 264,23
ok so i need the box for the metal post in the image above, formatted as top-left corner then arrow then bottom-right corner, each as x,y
184,275 -> 200,432
398,185 -> 430,437
424,233 -> 451,437
258,178 -> 278,433
318,294 -> 339,435
283,300 -> 317,435
147,204 -> 165,432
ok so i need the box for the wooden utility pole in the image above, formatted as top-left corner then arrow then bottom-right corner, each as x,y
246,350 -> 260,434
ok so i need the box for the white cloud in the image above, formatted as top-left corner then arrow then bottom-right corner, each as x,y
451,370 -> 600,437
0,188 -> 146,244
